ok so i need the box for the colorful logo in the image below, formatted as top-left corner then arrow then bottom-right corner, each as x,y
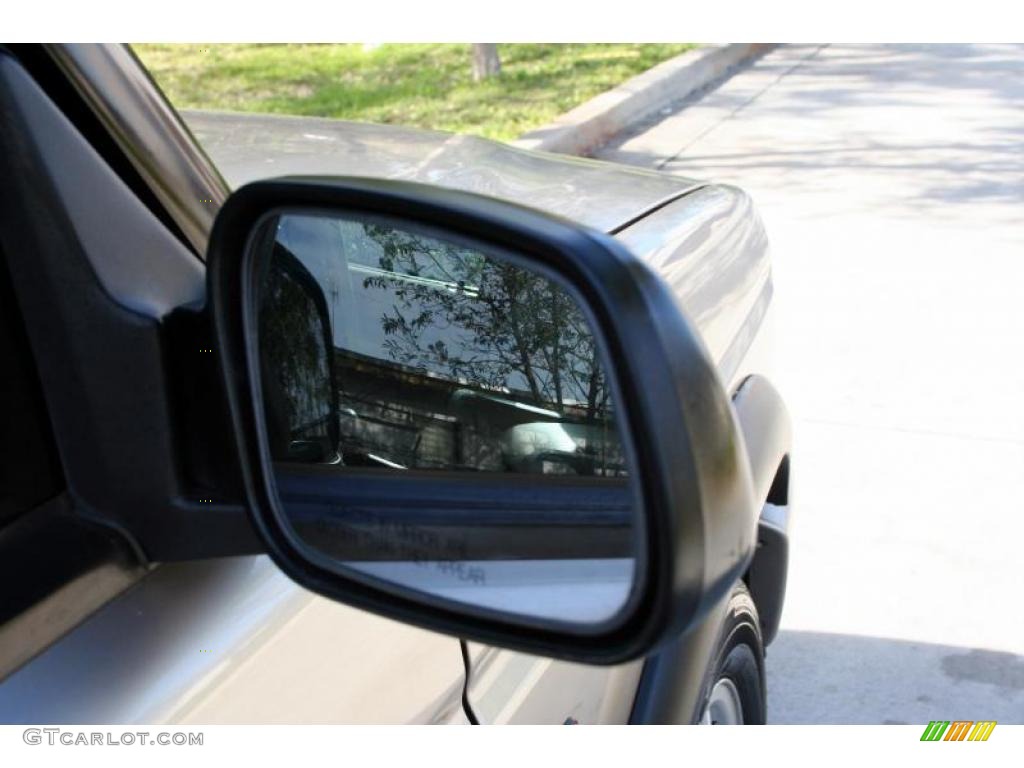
920,721 -> 996,741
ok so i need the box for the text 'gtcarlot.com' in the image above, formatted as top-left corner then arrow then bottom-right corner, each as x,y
23,729 -> 204,746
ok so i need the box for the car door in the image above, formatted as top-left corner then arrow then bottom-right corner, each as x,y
0,46 -> 470,725
465,644 -> 642,724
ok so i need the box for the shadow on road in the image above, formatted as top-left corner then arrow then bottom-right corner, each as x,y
767,630 -> 1024,724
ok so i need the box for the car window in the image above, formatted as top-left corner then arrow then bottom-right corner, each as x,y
260,213 -> 627,477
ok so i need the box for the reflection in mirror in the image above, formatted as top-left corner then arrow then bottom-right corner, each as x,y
254,211 -> 639,626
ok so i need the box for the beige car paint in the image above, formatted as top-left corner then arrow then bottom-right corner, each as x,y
3,557 -> 466,724
0,64 -> 773,721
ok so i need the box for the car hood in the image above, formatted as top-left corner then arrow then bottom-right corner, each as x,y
183,110 -> 702,234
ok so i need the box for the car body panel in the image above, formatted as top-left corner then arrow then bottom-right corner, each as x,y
182,109 -> 704,235
0,557 -> 467,724
614,183 -> 773,388
465,643 -> 642,724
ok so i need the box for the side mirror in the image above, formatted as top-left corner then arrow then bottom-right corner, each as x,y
209,177 -> 756,664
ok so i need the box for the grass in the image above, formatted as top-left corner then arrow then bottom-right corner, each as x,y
133,43 -> 696,142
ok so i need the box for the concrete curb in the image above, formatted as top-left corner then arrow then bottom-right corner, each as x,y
513,43 -> 776,156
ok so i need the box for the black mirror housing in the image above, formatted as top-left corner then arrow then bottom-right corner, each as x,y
209,176 -> 757,664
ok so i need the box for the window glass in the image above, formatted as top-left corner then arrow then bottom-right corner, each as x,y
259,213 -> 626,477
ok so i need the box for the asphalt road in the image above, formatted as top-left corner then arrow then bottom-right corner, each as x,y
598,43 -> 1024,724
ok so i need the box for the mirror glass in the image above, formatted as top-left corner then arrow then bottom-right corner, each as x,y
253,210 -> 640,628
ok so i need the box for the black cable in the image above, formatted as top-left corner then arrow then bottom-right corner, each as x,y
459,639 -> 480,725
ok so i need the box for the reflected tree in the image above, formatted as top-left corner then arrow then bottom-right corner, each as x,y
360,224 -> 611,419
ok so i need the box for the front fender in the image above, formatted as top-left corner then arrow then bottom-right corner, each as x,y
733,374 -> 792,646
629,374 -> 792,722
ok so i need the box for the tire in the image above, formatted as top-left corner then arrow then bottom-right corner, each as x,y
697,582 -> 767,724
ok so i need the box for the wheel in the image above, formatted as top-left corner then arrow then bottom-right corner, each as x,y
697,582 -> 767,724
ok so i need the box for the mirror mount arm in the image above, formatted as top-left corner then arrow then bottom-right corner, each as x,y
129,304 -> 264,562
